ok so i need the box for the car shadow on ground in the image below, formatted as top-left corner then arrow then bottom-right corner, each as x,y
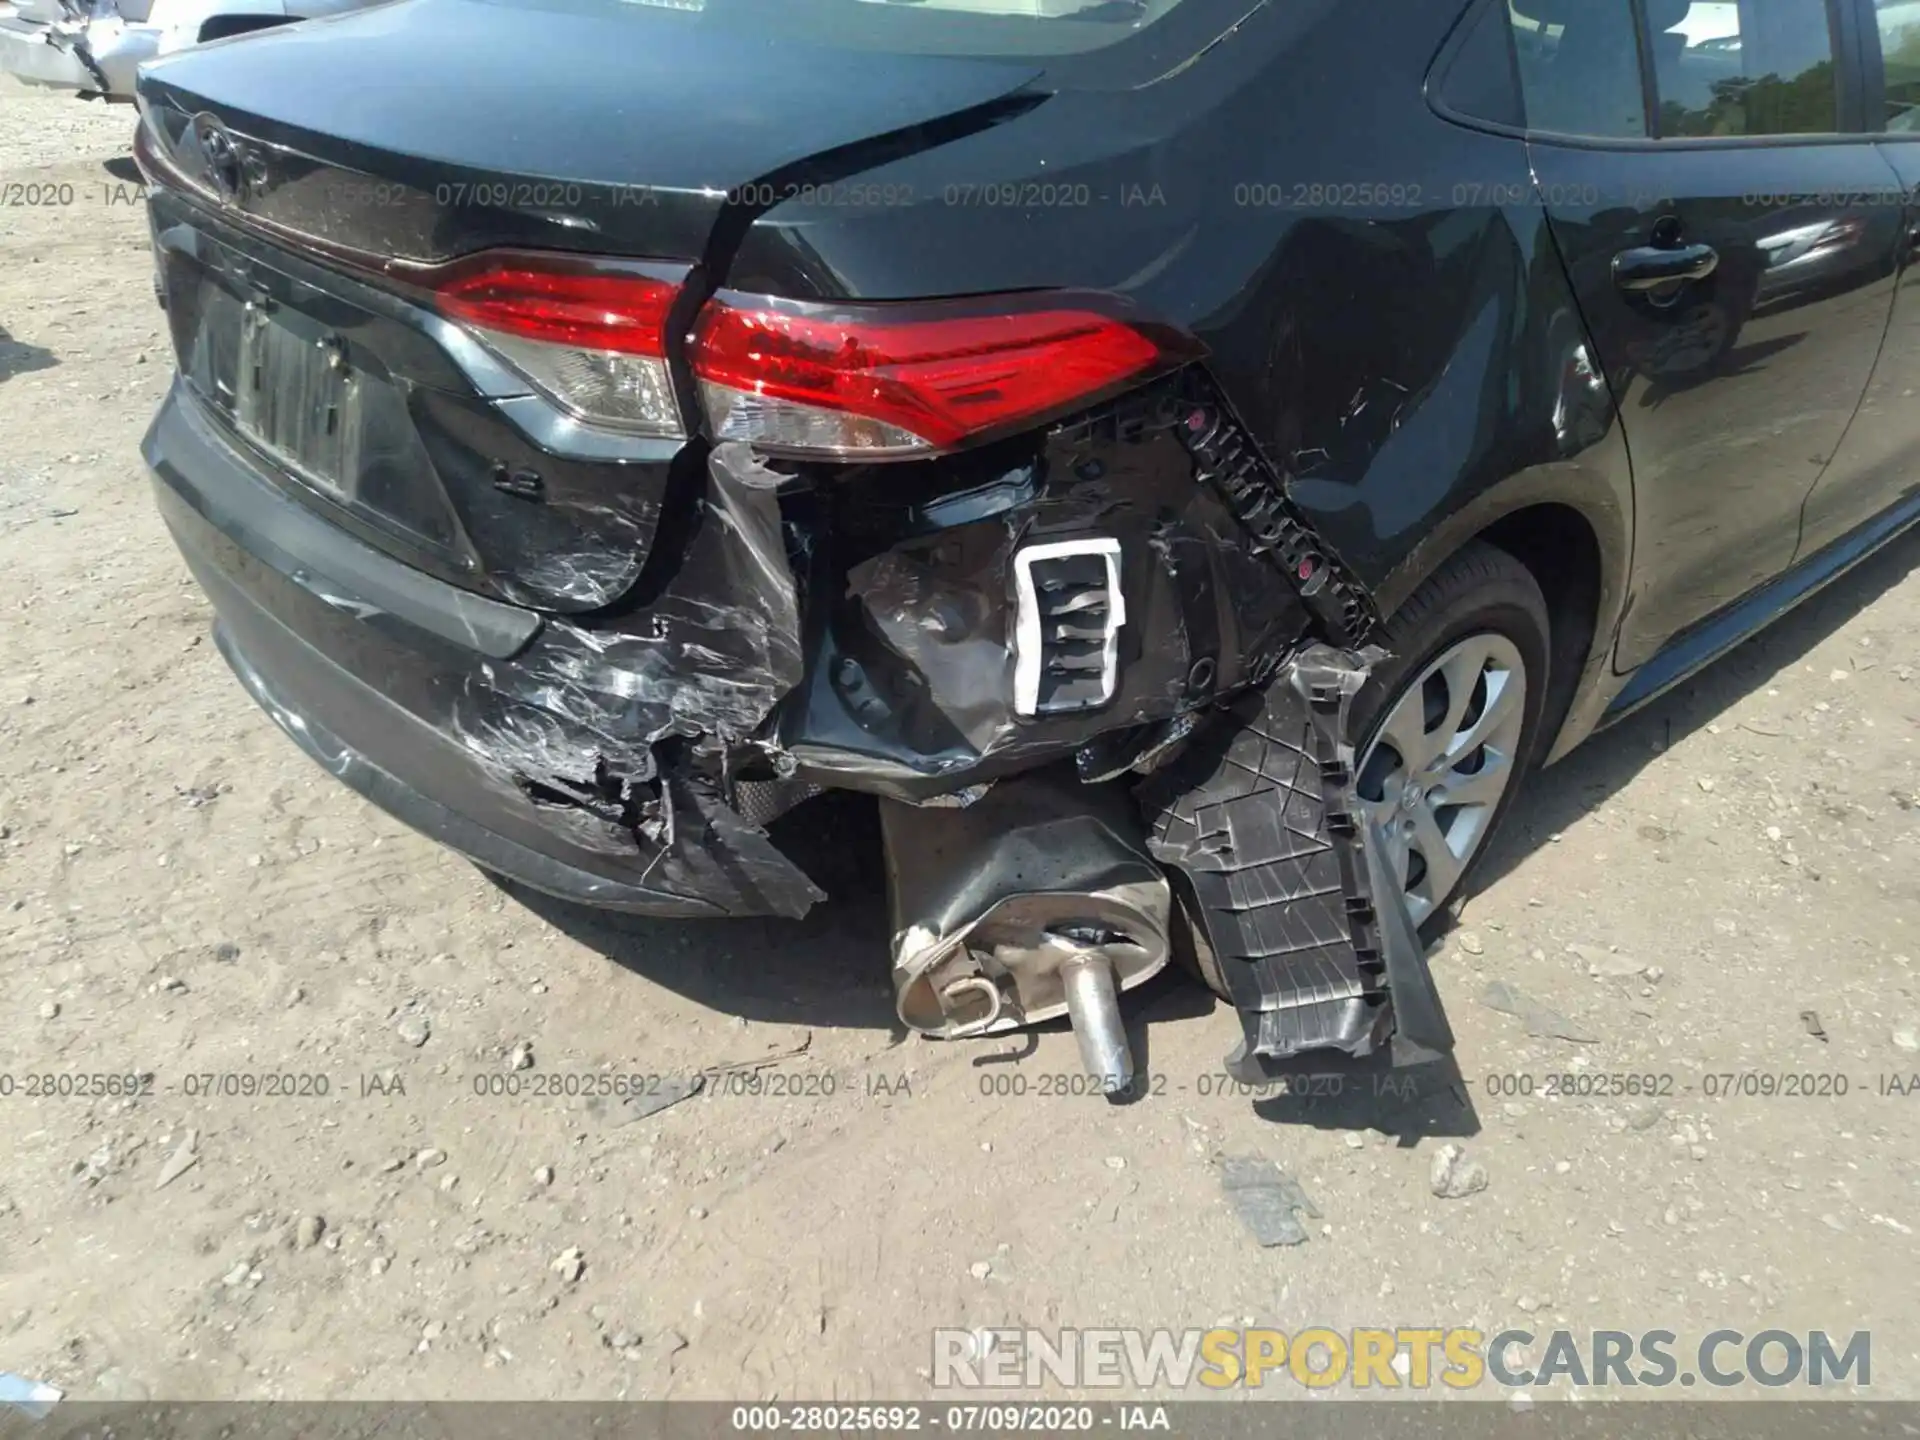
495,790 -> 904,1033
101,154 -> 141,182
1471,522 -> 1920,899
0,324 -> 57,384
508,793 -> 1224,1052
1248,1053 -> 1478,1145
504,786 -> 1227,1066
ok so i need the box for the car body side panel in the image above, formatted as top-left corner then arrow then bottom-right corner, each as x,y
728,0 -> 1636,760
735,0 -> 1630,566
1529,140 -> 1905,673
1799,141 -> 1920,557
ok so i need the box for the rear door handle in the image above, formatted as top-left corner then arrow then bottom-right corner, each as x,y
1613,242 -> 1720,292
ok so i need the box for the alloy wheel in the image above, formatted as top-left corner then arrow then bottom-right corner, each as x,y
1355,632 -> 1528,928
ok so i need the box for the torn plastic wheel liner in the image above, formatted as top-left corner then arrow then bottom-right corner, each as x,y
1137,644 -> 1454,1077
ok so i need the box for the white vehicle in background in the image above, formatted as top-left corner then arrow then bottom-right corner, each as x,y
0,0 -> 372,102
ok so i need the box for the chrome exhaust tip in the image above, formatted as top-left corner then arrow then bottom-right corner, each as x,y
1060,953 -> 1134,1091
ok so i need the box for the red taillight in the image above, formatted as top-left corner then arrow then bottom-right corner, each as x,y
438,262 -> 679,357
690,294 -> 1187,457
428,252 -> 1196,454
432,254 -> 685,437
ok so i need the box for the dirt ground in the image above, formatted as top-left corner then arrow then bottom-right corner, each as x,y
3,76 -> 1920,1405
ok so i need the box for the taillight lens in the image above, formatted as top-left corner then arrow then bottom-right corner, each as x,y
430,253 -> 1198,455
434,255 -> 684,437
690,293 -> 1192,457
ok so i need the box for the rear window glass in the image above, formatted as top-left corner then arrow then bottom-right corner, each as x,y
1877,0 -> 1920,131
1504,0 -> 1841,139
609,0 -> 1208,57
1651,0 -> 1839,137
1507,0 -> 1649,138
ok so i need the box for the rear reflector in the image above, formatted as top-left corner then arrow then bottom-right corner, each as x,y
691,294 -> 1186,457
434,255 -> 685,438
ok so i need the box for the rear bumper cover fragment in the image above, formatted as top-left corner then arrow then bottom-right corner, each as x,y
1138,645 -> 1451,1072
146,383 -> 822,917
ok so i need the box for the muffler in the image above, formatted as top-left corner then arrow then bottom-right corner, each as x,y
879,770 -> 1171,1087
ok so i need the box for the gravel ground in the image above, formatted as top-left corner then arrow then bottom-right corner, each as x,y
3,76 -> 1919,1404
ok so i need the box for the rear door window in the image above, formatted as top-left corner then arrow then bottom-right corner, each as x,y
1507,0 -> 1649,138
1650,0 -> 1840,137
1875,0 -> 1920,131
1499,0 -> 1844,140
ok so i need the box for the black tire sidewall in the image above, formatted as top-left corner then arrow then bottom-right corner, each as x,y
1346,563 -> 1551,937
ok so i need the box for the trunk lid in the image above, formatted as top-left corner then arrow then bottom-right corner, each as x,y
136,0 -> 1045,266
135,0 -> 1043,612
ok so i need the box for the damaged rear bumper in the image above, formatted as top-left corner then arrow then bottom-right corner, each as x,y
145,380 -> 824,918
148,367 -> 1449,1080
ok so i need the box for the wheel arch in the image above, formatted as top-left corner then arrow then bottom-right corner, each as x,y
1362,472 -> 1633,768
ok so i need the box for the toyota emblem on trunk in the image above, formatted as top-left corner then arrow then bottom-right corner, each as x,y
190,114 -> 246,205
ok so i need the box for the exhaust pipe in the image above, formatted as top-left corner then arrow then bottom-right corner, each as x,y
879,770 -> 1170,1087
1060,953 -> 1133,1091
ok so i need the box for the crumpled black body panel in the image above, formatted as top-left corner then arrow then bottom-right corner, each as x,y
438,440 -> 821,918
775,381 -> 1315,801
149,322 -> 1408,974
147,383 -> 824,919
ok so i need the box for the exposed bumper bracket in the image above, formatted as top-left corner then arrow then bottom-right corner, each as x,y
1138,644 -> 1454,1076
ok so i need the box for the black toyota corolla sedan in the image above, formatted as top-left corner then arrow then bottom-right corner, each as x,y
134,0 -> 1920,1084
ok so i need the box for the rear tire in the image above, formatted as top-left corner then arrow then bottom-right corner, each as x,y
1347,540 -> 1551,937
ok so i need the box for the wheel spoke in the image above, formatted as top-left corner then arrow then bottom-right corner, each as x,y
1409,802 -> 1464,903
1387,829 -> 1415,889
1358,794 -> 1397,834
1435,754 -> 1511,810
1432,644 -> 1489,751
1442,667 -> 1523,766
1373,702 -> 1440,775
1357,629 -> 1528,922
